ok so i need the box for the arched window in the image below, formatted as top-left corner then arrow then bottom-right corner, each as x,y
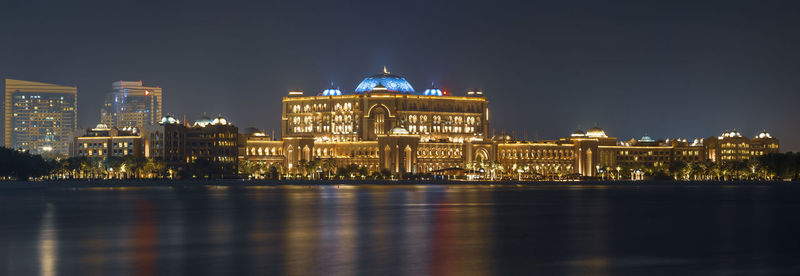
373,107 -> 387,135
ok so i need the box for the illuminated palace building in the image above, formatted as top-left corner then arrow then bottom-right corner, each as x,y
233,69 -> 780,177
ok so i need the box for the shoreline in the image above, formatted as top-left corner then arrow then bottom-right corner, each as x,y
0,179 -> 796,190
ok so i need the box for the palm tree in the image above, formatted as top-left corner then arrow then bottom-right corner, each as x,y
306,159 -> 321,179
270,162 -> 286,180
126,156 -> 148,179
322,158 -> 337,179
151,158 -> 166,178
239,160 -> 256,179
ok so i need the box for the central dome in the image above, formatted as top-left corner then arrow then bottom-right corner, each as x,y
586,126 -> 608,138
354,67 -> 415,93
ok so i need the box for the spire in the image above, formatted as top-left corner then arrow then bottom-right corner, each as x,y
383,66 -> 389,74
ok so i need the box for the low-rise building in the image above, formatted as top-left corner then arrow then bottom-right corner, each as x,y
73,124 -> 144,158
236,69 -> 780,179
704,130 -> 780,162
161,115 -> 239,177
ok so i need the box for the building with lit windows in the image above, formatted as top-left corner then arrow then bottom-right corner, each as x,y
161,114 -> 239,177
239,69 -> 780,178
100,80 -> 162,129
704,130 -> 779,162
4,79 -> 77,155
73,124 -> 145,158
271,68 -> 488,174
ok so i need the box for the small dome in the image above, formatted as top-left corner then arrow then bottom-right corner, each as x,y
93,123 -> 110,130
121,126 -> 139,133
492,131 -> 515,142
194,115 -> 213,127
388,127 -> 410,135
354,67 -> 415,93
242,127 -> 263,135
586,126 -> 608,138
423,83 -> 443,96
159,115 -> 180,125
571,129 -> 586,137
321,85 -> 342,96
720,130 -> 743,138
757,131 -> 772,139
638,135 -> 655,142
212,116 -> 229,125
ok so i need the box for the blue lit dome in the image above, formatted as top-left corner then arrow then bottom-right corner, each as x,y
194,115 -> 213,127
423,83 -> 443,96
639,135 -> 655,142
159,114 -> 180,125
355,67 -> 415,93
321,84 -> 342,96
321,88 -> 342,96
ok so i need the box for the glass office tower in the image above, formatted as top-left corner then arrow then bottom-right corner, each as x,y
100,80 -> 162,129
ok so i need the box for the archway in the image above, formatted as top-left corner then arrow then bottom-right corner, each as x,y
368,105 -> 390,135
475,148 -> 489,163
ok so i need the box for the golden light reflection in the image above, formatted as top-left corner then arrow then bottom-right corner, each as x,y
284,187 -> 318,275
317,186 -> 358,275
566,188 -> 609,276
277,185 -> 499,275
433,188 -> 495,276
402,188 -> 432,275
38,203 -> 57,276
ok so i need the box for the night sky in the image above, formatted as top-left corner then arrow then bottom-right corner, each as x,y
2,0 -> 799,150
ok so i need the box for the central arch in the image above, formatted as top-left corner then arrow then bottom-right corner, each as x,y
365,104 -> 393,118
369,105 -> 391,135
475,148 -> 489,163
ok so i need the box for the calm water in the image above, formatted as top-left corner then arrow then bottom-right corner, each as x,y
1,182 -> 800,275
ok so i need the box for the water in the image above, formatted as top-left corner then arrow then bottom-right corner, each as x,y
1,182 -> 800,275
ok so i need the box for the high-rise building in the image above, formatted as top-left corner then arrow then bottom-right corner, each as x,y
4,79 -> 77,154
100,80 -> 162,129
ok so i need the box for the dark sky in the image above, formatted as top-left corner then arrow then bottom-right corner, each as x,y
2,0 -> 799,151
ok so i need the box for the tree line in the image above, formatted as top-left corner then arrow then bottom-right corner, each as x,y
1,147 -> 168,180
238,159 -> 396,180
2,146 -> 799,181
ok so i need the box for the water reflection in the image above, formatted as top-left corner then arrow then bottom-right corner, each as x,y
38,203 -> 56,276
279,185 -> 495,275
1,183 -> 799,275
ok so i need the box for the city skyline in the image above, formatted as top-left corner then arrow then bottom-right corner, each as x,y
1,73 -> 789,152
1,1 -> 799,151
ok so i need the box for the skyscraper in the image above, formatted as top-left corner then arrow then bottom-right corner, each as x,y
4,79 -> 77,154
100,80 -> 162,129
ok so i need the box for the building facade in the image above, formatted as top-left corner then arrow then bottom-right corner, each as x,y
73,124 -> 145,158
704,130 -> 780,162
161,115 -> 239,177
4,79 -> 77,155
101,80 -> 162,129
236,70 -> 780,179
